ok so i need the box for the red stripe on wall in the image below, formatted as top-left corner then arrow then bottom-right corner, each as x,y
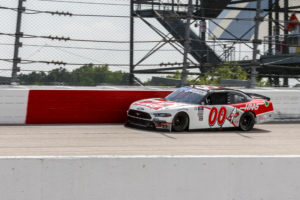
26,90 -> 172,124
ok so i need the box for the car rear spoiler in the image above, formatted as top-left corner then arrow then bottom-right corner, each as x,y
245,93 -> 271,101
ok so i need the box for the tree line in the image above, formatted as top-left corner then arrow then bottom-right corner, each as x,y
18,63 -> 268,86
18,64 -> 128,86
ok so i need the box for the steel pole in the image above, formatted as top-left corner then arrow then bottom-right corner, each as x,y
283,0 -> 289,87
181,0 -> 193,86
268,0 -> 273,55
200,0 -> 206,68
129,0 -> 135,85
274,0 -> 280,54
11,0 -> 25,84
250,0 -> 262,88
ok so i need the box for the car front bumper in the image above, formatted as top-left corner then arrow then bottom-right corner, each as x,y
127,114 -> 172,131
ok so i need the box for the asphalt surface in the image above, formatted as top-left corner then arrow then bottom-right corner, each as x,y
0,124 -> 299,156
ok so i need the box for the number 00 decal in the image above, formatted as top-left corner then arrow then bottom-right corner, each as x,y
217,107 -> 227,126
209,107 -> 227,126
208,107 -> 218,126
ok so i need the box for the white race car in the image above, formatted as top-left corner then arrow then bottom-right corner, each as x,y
127,86 -> 274,132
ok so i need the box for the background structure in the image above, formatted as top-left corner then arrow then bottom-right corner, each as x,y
0,0 -> 300,87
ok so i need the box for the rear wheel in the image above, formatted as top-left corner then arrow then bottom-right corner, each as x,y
239,112 -> 255,131
172,112 -> 189,132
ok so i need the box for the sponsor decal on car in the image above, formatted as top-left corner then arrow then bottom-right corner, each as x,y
227,107 -> 239,123
133,99 -> 183,110
264,101 -> 270,107
196,106 -> 204,121
240,103 -> 264,111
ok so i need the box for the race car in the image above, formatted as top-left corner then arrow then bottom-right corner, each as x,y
127,85 -> 274,132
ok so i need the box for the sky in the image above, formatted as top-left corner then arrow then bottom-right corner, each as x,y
0,0 -> 187,81
0,0 -> 298,86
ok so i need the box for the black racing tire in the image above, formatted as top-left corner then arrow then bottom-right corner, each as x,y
239,112 -> 255,131
124,121 -> 131,127
172,112 -> 189,132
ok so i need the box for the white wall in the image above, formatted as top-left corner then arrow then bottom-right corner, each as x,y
0,89 -> 29,124
0,156 -> 300,200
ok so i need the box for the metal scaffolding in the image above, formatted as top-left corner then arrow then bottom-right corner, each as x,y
129,0 -> 300,87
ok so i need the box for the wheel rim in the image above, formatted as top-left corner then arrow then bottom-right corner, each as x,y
173,114 -> 188,131
241,115 -> 253,129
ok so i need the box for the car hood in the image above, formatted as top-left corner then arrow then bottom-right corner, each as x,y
130,98 -> 192,112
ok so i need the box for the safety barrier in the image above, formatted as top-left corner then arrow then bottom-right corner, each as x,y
0,86 -> 299,124
0,87 -> 171,124
26,90 -> 171,124
0,89 -> 29,124
0,156 -> 299,200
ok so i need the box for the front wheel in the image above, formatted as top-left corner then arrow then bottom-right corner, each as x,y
172,112 -> 189,132
239,112 -> 255,131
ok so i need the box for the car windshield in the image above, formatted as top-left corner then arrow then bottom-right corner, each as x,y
165,87 -> 207,104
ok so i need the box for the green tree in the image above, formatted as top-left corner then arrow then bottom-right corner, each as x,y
195,64 -> 248,85
166,64 -> 252,85
166,70 -> 181,80
18,65 -> 127,86
45,67 -> 71,84
18,71 -> 47,85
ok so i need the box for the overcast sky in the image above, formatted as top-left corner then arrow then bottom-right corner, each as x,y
0,0 -> 189,81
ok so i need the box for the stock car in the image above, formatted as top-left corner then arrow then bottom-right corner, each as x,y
127,85 -> 274,132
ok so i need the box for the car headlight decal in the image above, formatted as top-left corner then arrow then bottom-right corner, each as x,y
153,113 -> 172,117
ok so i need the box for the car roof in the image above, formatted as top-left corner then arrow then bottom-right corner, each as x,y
190,85 -> 247,94
191,85 -> 232,91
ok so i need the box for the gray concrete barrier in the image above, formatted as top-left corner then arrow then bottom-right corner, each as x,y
0,88 -> 29,124
0,156 -> 300,200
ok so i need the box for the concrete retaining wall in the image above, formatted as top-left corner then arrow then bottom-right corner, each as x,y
0,86 -> 299,124
0,156 -> 300,200
0,89 -> 29,124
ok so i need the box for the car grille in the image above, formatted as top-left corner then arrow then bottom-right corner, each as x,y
128,109 -> 151,119
127,116 -> 154,127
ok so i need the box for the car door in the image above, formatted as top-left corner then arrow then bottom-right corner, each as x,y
204,91 -> 232,129
226,91 -> 252,127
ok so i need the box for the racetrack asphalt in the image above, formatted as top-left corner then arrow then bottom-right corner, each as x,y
0,123 -> 299,156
